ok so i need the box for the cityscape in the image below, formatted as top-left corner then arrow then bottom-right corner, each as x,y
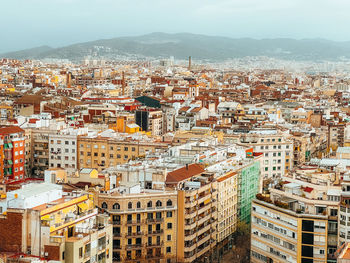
2,1 -> 350,263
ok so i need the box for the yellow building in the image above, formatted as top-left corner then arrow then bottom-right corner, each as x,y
96,191 -> 178,263
166,164 -> 218,263
0,183 -> 112,263
77,135 -> 168,172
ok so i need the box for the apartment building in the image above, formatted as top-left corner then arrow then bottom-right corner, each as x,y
251,166 -> 342,262
217,102 -> 245,124
328,122 -> 346,151
97,190 -> 178,263
135,109 -> 163,136
251,198 -> 328,263
237,156 -> 262,223
238,131 -> 293,179
216,171 -> 238,242
0,126 -> 25,182
166,164 -> 217,263
49,132 -> 77,175
77,134 -> 168,172
31,128 -> 58,178
0,182 -> 112,263
339,172 -> 350,246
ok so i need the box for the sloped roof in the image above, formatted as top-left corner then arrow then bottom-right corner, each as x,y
0,125 -> 24,135
166,164 -> 205,184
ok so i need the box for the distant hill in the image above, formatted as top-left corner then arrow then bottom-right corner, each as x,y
2,32 -> 350,61
2,45 -> 54,60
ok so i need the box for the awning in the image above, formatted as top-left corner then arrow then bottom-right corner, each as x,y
204,199 -> 211,205
4,143 -> 8,149
303,187 -> 313,193
41,214 -> 51,221
8,160 -> 13,165
78,203 -> 88,211
8,143 -> 13,148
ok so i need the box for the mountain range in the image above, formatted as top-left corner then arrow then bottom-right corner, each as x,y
2,32 -> 350,61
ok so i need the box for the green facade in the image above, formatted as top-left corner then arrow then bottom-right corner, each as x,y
238,160 -> 260,223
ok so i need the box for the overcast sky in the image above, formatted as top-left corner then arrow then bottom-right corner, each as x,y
1,0 -> 349,53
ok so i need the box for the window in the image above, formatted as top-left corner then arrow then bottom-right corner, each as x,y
147,201 -> 152,208
137,202 -> 141,209
167,235 -> 171,241
94,145 -> 98,149
167,223 -> 172,229
65,141 -> 69,145
102,202 -> 108,209
167,211 -> 173,218
124,147 -> 128,151
132,147 -> 136,152
113,203 -> 120,210
166,200 -> 172,207
128,202 -> 133,209
94,152 -> 98,157
79,247 -> 83,258
166,247 -> 171,253
156,200 -> 162,207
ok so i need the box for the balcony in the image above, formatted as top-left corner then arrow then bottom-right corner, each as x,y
126,220 -> 142,225
197,234 -> 211,247
147,218 -> 163,223
197,224 -> 211,237
125,231 -> 143,237
126,244 -> 143,249
184,221 -> 197,230
146,241 -> 163,248
148,229 -> 164,235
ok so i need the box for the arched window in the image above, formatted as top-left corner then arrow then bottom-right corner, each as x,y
147,201 -> 152,208
113,203 -> 120,210
156,200 -> 162,207
128,202 -> 133,209
137,201 -> 141,209
101,202 -> 108,209
166,199 -> 172,207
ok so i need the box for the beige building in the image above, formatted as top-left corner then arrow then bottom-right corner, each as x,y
234,132 -> 293,179
96,190 -> 178,263
216,171 -> 238,243
166,164 -> 217,263
77,135 -> 168,172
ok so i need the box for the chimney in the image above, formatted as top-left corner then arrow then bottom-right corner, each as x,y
186,164 -> 189,170
188,56 -> 191,71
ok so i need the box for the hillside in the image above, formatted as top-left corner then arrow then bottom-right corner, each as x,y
2,33 -> 350,61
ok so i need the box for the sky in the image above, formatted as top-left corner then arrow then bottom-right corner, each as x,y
1,0 -> 349,53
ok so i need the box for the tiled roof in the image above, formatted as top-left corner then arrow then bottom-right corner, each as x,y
0,125 -> 24,135
166,164 -> 205,184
